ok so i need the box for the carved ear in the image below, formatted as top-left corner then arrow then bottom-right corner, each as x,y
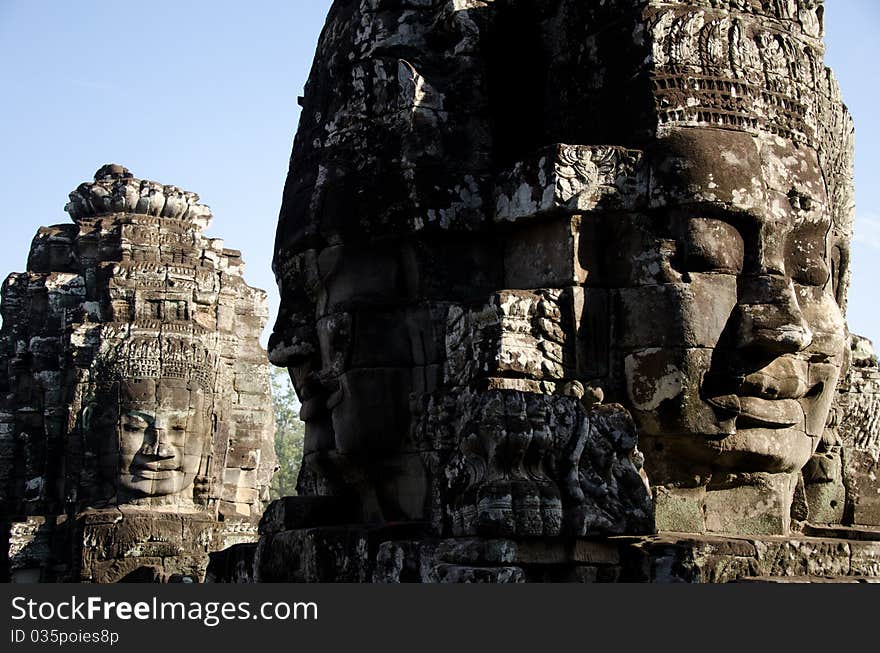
190,384 -> 214,419
197,445 -> 212,477
81,402 -> 97,431
196,417 -> 215,488
194,440 -> 215,504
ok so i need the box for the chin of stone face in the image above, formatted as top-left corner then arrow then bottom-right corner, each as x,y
0,165 -> 275,582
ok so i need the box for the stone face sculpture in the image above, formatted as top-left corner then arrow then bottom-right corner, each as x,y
268,0 -> 854,559
268,0 -> 666,554
0,165 -> 275,582
593,1 -> 853,536
87,333 -> 216,507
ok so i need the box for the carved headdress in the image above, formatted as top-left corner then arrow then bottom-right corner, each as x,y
637,0 -> 852,231
92,327 -> 219,399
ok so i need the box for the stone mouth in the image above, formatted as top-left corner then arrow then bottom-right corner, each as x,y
705,394 -> 805,428
131,462 -> 179,480
299,396 -> 325,421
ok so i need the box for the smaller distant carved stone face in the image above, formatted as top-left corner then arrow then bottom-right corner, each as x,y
93,378 -> 210,502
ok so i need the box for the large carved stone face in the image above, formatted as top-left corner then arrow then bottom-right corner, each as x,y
268,0 -> 855,536
94,378 -> 210,502
611,127 -> 849,485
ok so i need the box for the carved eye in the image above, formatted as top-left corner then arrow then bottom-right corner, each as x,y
123,423 -> 144,432
787,225 -> 831,288
830,245 -> 846,305
679,218 -> 744,274
791,257 -> 830,288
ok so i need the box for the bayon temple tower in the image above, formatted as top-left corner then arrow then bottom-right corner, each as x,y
0,165 -> 275,582
3,0 -> 880,583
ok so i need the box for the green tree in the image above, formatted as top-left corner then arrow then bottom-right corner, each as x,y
269,367 -> 305,500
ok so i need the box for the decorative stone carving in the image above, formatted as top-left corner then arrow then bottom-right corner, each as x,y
494,146 -> 647,222
0,165 -> 274,582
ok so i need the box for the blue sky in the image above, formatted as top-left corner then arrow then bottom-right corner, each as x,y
1,1 -> 878,344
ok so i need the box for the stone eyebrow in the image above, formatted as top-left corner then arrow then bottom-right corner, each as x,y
122,411 -> 152,425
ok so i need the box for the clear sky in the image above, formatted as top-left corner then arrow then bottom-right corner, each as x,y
1,1 -> 878,345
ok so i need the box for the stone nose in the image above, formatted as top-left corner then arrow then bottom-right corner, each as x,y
141,428 -> 174,459
733,274 -> 813,355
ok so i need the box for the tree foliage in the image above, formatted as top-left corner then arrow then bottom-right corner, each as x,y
269,367 -> 305,500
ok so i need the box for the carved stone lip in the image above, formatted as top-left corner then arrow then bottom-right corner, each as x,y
739,369 -> 809,401
300,396 -> 325,421
326,387 -> 345,411
131,470 -> 177,481
705,394 -> 804,428
131,462 -> 179,480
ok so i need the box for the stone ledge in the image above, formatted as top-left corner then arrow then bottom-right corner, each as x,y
245,527 -> 880,583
